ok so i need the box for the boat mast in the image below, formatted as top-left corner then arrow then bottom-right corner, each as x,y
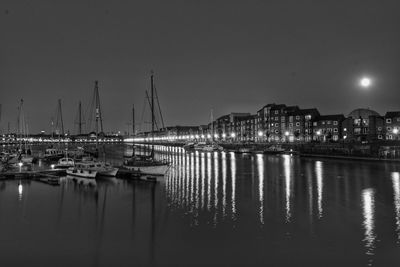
151,71 -> 155,157
78,101 -> 82,135
17,99 -> 22,150
95,81 -> 99,148
57,99 -> 64,136
132,104 -> 135,137
211,108 -> 214,142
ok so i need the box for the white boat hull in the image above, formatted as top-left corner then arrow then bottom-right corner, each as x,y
123,164 -> 170,176
66,168 -> 97,179
98,168 -> 119,177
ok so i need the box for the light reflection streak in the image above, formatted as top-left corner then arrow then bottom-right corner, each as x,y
257,154 -> 264,225
18,182 -> 23,201
195,152 -> 200,211
283,155 -> 291,222
185,153 -> 190,207
190,153 -> 195,210
306,165 -> 313,218
315,161 -> 324,219
214,152 -> 219,224
222,152 -> 227,218
230,152 -> 237,220
201,154 -> 205,209
362,188 -> 376,258
392,172 -> 400,243
207,153 -> 212,211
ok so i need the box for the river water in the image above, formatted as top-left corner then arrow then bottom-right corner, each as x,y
1,144 -> 400,266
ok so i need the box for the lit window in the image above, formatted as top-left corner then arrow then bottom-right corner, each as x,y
378,135 -> 382,139
275,110 -> 279,114
275,123 -> 278,127
378,127 -> 382,131
334,128 -> 338,132
313,122 -> 317,126
296,116 -> 300,120
327,121 -> 331,125
333,121 -> 338,125
387,127 -> 392,131
296,122 -> 300,127
386,118 -> 392,123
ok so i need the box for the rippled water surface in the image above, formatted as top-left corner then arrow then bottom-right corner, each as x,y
1,144 -> 400,266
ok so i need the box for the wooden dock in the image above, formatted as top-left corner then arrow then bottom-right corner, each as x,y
0,169 -> 66,181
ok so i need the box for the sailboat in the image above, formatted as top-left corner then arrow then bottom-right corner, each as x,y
195,109 -> 222,152
122,72 -> 170,176
16,99 -> 35,164
66,81 -> 118,178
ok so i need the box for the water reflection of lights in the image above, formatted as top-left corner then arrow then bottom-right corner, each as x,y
214,152 -> 219,224
283,155 -> 291,222
392,172 -> 400,243
201,154 -> 205,209
221,152 -> 227,218
190,153 -> 195,209
315,161 -> 324,219
207,153 -> 212,211
230,152 -> 237,220
195,152 -> 200,211
18,182 -> 23,200
163,147 -> 236,223
362,188 -> 376,257
257,154 -> 264,225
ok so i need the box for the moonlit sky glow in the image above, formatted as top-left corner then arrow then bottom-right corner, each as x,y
1,0 -> 400,133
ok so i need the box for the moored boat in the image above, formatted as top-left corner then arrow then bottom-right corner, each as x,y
66,162 -> 98,178
263,145 -> 285,154
123,155 -> 170,176
54,157 -> 75,169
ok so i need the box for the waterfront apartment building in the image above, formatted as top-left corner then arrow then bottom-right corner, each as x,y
256,103 -> 320,143
342,109 -> 384,142
136,106 -> 400,144
312,114 -> 345,142
384,111 -> 400,140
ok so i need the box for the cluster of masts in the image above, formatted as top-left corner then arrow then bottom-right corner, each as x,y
0,72 -> 165,138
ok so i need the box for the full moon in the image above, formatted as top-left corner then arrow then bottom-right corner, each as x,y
360,77 -> 371,88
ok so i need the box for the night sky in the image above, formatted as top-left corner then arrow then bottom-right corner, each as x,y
1,0 -> 399,134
